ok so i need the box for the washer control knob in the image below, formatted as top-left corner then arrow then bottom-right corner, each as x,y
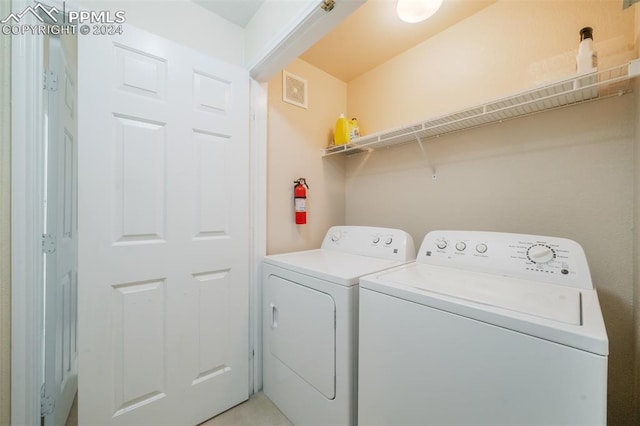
476,243 -> 488,254
385,236 -> 393,245
330,231 -> 342,242
436,240 -> 447,250
527,244 -> 555,264
455,242 -> 466,251
372,236 -> 380,244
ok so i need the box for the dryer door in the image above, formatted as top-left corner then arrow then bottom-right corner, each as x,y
266,275 -> 336,399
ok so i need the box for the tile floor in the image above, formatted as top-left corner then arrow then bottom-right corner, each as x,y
65,392 -> 291,426
200,392 -> 292,426
65,394 -> 78,426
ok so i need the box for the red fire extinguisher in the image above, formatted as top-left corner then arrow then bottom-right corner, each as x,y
294,178 -> 309,225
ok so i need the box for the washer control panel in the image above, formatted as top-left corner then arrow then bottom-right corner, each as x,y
321,226 -> 416,261
419,230 -> 592,289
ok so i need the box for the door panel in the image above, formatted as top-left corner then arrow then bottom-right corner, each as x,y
44,32 -> 78,426
78,24 -> 250,425
193,131 -> 231,238
192,270 -> 231,384
113,115 -> 166,243
112,279 -> 166,416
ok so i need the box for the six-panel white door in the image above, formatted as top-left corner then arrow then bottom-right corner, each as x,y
78,25 -> 250,425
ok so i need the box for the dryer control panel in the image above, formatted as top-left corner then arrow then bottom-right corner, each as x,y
321,226 -> 416,261
418,230 -> 592,289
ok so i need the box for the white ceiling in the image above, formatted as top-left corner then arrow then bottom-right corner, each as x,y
193,0 -> 265,28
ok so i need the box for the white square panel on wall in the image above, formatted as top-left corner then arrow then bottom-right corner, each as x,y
282,70 -> 308,109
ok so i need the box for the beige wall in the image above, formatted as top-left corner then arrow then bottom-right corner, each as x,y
0,0 -> 10,423
343,1 -> 637,423
267,58 -> 346,254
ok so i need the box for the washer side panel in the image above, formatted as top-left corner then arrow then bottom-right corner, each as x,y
358,288 -> 607,426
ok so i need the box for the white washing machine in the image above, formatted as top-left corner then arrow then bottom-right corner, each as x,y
359,230 -> 608,426
262,226 -> 416,426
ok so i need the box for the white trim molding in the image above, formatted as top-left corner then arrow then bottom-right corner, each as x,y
0,1 -> 13,424
11,6 -> 46,426
249,79 -> 268,393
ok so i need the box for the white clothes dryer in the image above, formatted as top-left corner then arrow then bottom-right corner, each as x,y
359,230 -> 608,426
262,226 -> 416,426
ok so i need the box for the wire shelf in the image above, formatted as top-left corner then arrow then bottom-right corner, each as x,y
323,60 -> 639,157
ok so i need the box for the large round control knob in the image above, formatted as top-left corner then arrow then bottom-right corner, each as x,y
436,240 -> 447,250
455,242 -> 466,251
330,231 -> 342,242
476,243 -> 488,254
527,244 -> 555,264
372,236 -> 380,244
385,236 -> 393,245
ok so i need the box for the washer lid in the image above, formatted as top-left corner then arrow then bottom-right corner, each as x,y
361,263 -> 608,355
387,264 -> 581,324
263,249 -> 409,287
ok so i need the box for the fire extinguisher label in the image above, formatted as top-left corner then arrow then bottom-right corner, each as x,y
295,198 -> 306,212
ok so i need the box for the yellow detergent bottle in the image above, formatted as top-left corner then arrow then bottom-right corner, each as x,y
334,114 -> 350,145
350,118 -> 360,140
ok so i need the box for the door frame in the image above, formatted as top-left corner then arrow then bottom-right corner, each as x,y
11,0 -> 46,424
249,79 -> 268,393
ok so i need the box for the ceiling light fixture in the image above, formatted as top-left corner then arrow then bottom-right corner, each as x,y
396,0 -> 443,23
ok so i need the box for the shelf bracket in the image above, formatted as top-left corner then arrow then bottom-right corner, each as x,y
415,134 -> 436,180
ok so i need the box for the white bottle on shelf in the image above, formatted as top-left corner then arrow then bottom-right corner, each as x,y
576,26 -> 597,75
574,26 -> 598,93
